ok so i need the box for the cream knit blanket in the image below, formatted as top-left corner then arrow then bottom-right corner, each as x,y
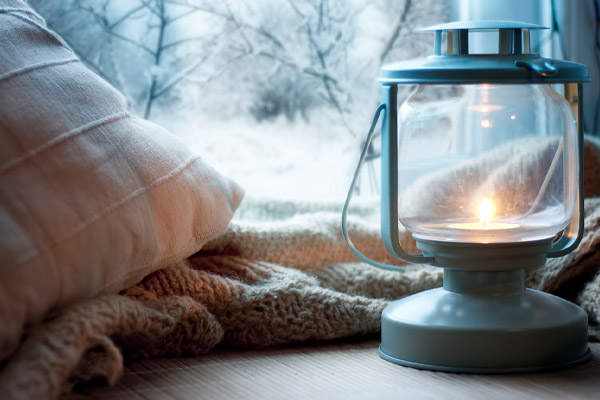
1,137 -> 600,400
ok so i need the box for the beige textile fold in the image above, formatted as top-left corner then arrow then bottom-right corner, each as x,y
1,138 -> 600,400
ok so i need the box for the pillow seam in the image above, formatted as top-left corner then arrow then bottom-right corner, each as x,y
0,57 -> 79,83
0,9 -> 73,51
14,154 -> 203,267
0,111 -> 130,174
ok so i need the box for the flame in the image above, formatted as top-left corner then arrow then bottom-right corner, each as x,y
479,198 -> 493,227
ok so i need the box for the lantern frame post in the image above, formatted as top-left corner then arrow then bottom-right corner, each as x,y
380,84 -> 434,264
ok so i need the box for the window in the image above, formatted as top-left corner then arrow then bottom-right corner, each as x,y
30,0 -> 451,201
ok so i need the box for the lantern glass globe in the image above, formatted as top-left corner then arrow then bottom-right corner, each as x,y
396,83 -> 579,243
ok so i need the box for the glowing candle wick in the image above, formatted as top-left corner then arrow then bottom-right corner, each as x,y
447,198 -> 519,231
479,198 -> 493,227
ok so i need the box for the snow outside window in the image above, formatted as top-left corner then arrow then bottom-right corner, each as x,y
31,0 -> 451,204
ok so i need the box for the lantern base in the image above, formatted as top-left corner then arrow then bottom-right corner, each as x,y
380,269 -> 590,373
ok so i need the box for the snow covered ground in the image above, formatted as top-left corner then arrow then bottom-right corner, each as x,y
158,114 -> 381,202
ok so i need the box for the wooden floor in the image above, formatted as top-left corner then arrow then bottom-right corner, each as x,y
65,338 -> 600,400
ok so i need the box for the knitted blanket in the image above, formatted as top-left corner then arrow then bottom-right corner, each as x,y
1,138 -> 600,400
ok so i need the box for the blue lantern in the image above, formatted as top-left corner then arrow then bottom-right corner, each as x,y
343,21 -> 591,372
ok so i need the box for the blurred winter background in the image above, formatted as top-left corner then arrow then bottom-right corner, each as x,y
28,0 -> 598,201
28,0 -> 451,200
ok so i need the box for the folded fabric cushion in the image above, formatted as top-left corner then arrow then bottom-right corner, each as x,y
0,0 -> 243,361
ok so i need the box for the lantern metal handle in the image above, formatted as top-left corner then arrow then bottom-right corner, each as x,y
342,104 -> 406,272
341,101 -> 433,272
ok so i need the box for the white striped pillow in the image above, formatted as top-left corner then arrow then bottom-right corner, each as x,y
0,1 -> 243,360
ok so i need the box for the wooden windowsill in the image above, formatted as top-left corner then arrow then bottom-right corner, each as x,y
64,338 -> 600,400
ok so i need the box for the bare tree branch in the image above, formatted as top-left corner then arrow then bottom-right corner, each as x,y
162,36 -> 212,51
183,52 -> 249,87
380,0 -> 412,63
143,0 -> 167,118
75,1 -> 156,56
164,1 -> 286,50
109,4 -> 145,29
140,0 -> 161,18
168,7 -> 200,23
286,0 -> 305,18
153,53 -> 209,99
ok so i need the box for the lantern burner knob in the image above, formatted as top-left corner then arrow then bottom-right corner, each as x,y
422,20 -> 549,56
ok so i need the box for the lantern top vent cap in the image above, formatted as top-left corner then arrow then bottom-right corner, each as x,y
379,19 -> 590,84
421,20 -> 549,32
419,19 -> 553,58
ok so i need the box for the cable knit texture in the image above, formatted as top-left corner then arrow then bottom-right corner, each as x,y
0,137 -> 599,400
